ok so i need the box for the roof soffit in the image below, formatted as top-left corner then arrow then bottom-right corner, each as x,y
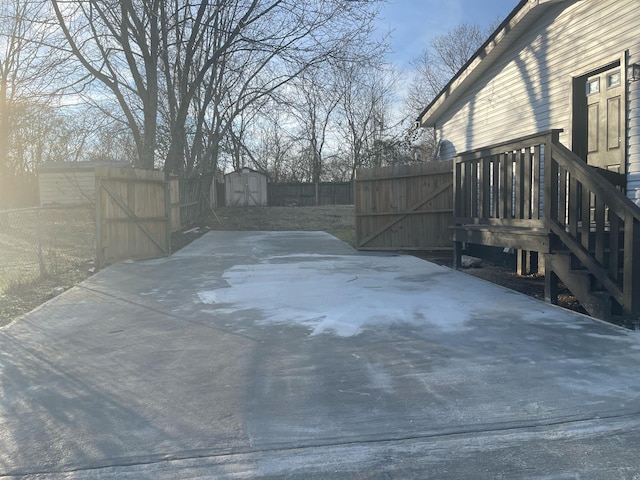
418,0 -> 579,128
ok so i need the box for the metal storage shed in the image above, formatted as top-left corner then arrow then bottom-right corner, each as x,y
225,168 -> 268,206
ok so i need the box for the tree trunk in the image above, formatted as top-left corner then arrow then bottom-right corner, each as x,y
165,123 -> 186,174
141,107 -> 157,169
0,77 -> 9,206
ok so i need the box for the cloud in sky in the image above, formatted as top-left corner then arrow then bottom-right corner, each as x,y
376,0 -> 517,68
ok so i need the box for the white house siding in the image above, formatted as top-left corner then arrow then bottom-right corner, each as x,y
38,169 -> 96,205
629,53 -> 640,202
434,0 -> 640,200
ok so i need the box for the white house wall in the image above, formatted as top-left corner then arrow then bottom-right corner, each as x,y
38,171 -> 96,205
434,0 -> 640,201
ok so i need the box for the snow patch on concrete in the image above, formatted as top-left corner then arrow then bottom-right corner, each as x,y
196,254 -> 582,338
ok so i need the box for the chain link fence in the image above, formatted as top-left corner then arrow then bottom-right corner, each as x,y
0,205 -> 96,294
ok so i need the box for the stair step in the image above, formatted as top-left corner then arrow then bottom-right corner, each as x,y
589,290 -> 612,300
551,248 -> 624,272
545,252 -> 620,322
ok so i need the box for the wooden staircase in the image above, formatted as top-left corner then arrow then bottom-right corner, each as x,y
453,130 -> 640,327
545,250 -> 623,320
543,140 -> 640,326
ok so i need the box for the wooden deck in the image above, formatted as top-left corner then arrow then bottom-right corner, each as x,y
453,130 -> 640,325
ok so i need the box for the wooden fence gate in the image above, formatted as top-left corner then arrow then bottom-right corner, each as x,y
96,167 -> 171,268
355,161 -> 454,251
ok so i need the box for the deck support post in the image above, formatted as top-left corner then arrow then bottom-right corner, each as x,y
516,249 -> 527,275
544,258 -> 559,305
537,254 -> 546,275
453,241 -> 463,270
516,250 -> 539,275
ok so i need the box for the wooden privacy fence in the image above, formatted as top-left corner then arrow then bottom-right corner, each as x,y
268,182 -> 353,206
96,169 -> 221,268
176,174 -> 215,226
355,161 -> 454,251
96,167 -> 171,268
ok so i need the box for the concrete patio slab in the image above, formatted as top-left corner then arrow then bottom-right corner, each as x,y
1,231 -> 640,479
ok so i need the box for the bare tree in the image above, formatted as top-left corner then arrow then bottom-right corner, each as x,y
52,0 -> 383,174
171,0 -> 384,176
336,58 -> 397,180
224,99 -> 270,172
0,0 -> 79,206
51,0 -> 162,169
238,104 -> 298,182
289,64 -> 344,197
406,22 -> 491,114
404,22 -> 493,161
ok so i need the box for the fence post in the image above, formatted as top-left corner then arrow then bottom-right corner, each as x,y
169,176 -> 181,232
452,157 -> 462,269
165,177 -> 172,255
36,208 -> 46,277
95,171 -> 103,269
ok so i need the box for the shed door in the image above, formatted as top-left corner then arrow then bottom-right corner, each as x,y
586,67 -> 623,176
228,174 -> 244,206
246,174 -> 260,206
227,172 -> 264,206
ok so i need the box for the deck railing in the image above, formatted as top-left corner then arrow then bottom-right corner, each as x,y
546,140 -> 640,316
454,129 -> 639,319
454,130 -> 559,229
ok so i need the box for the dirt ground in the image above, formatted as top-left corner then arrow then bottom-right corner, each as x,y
0,205 -> 583,327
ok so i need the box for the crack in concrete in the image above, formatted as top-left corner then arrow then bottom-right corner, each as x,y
5,410 -> 640,477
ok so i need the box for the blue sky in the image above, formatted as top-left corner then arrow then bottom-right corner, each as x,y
376,0 -> 518,68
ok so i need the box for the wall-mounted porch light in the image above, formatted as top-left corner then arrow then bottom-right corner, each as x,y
628,63 -> 640,82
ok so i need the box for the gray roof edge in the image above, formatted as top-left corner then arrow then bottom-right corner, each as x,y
37,160 -> 131,173
417,0 -> 575,128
